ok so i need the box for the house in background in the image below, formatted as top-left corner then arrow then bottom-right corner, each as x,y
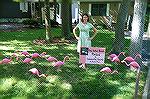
76,0 -> 134,30
0,0 -> 32,22
56,0 -> 79,24
0,0 -> 134,28
0,0 -> 79,24
54,0 -> 134,30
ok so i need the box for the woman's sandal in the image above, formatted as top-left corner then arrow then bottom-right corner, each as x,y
79,64 -> 86,69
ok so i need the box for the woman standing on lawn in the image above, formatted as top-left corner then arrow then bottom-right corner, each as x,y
73,13 -> 97,69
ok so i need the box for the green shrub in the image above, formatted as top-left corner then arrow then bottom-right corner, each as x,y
22,19 -> 39,27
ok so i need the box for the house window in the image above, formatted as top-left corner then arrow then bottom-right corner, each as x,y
56,4 -> 59,15
20,2 -> 28,12
91,4 -> 107,16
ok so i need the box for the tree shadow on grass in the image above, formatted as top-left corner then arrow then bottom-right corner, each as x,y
70,78 -> 118,98
55,64 -> 119,98
0,29 -> 45,42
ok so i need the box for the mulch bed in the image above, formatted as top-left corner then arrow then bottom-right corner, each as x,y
32,38 -> 76,45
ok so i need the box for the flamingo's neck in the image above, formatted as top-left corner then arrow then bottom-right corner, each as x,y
13,54 -> 19,60
39,74 -> 46,77
117,52 -> 125,57
122,61 -> 129,66
134,54 -> 141,60
63,58 -> 66,63
63,56 -> 69,63
9,57 -> 13,61
111,70 -> 118,74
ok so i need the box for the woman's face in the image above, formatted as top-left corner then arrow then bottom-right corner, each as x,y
82,15 -> 88,23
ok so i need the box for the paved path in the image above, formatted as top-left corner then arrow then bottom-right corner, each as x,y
0,23 -> 29,32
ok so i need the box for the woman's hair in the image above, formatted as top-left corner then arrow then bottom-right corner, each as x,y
81,13 -> 89,22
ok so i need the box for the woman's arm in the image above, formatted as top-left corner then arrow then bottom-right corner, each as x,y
73,26 -> 80,40
90,27 -> 97,40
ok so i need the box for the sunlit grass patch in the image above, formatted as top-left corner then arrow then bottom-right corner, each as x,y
0,77 -> 17,92
46,75 -> 59,83
87,69 -> 99,76
13,80 -> 38,95
0,46 -> 15,51
60,82 -> 72,90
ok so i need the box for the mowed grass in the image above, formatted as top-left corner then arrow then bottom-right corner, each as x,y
0,28 -> 148,98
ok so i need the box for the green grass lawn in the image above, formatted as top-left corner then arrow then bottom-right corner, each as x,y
0,28 -> 148,98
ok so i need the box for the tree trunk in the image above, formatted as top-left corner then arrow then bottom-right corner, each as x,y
61,0 -> 71,39
69,3 -> 73,33
53,0 -> 57,21
129,0 -> 147,57
38,0 -> 43,26
44,0 -> 52,42
112,0 -> 131,53
129,1 -> 147,98
146,14 -> 150,37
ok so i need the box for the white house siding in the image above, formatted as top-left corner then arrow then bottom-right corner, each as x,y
56,2 -> 79,24
20,2 -> 28,12
56,3 -> 61,24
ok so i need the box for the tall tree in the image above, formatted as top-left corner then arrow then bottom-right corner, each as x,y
13,0 -> 52,42
112,0 -> 131,53
61,0 -> 72,39
44,0 -> 52,42
69,2 -> 73,33
129,0 -> 147,57
53,0 -> 57,21
146,12 -> 150,37
37,0 -> 43,26
129,1 -> 147,98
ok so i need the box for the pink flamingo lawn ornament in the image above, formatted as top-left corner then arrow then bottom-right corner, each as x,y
22,58 -> 33,64
100,67 -> 112,73
108,52 -> 125,63
0,52 -> 20,64
52,56 -> 69,71
0,57 -> 13,64
99,67 -> 118,79
46,56 -> 58,62
121,54 -> 141,64
122,60 -> 141,98
108,54 -> 117,60
29,68 -> 48,77
31,53 -> 40,58
12,53 -> 19,61
122,61 -> 140,71
40,52 -> 47,58
20,51 -> 30,57
100,67 -> 118,74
